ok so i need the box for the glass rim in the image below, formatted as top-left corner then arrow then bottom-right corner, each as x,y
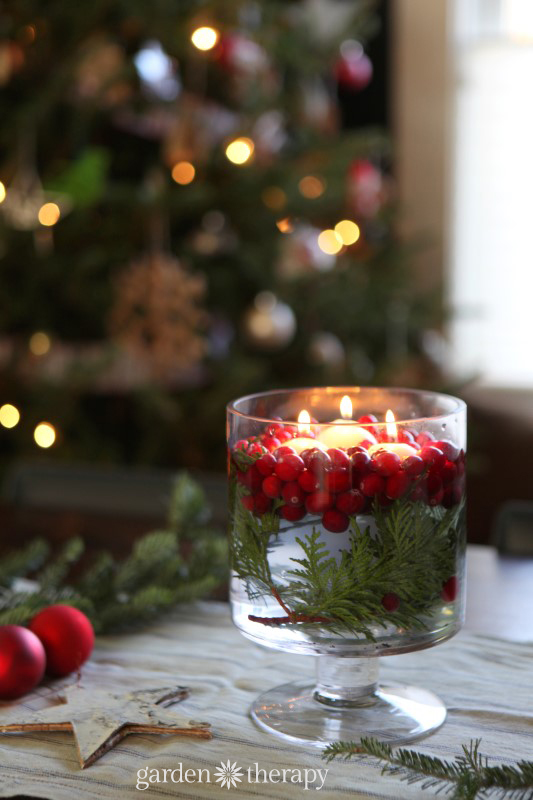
226,386 -> 467,428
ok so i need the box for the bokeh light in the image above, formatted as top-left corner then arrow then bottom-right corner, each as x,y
262,186 -> 287,210
335,219 -> 361,245
298,175 -> 325,199
0,404 -> 20,429
0,182 -> 6,203
171,161 -> 196,185
34,422 -> 56,448
276,217 -> 294,234
225,137 -> 254,165
38,202 -> 60,226
191,26 -> 219,51
29,331 -> 51,356
317,229 -> 343,255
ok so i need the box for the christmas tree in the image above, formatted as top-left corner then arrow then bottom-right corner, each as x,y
0,0 -> 437,470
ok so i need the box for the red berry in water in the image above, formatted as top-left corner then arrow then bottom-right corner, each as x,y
377,493 -> 394,507
298,469 -> 320,493
233,439 -> 249,453
350,450 -> 371,471
275,453 -> 305,482
261,436 -> 281,452
306,491 -> 334,514
282,481 -> 305,507
357,415 -> 378,437
240,495 -> 255,511
433,439 -> 460,462
402,455 -> 425,477
376,431 -> 392,444
277,429 -> 295,443
280,505 -> 306,522
327,448 -> 350,468
254,492 -> 271,515
441,576 -> 458,602
416,430 -> 435,446
360,473 -> 385,497
256,452 -> 277,476
441,460 -> 457,485
262,475 -> 282,498
426,471 -> 443,497
398,429 -> 415,445
386,471 -> 410,499
336,489 -> 365,514
381,593 -> 400,612
325,468 -> 351,493
247,442 -> 267,457
265,422 -> 284,437
237,465 -> 262,492
373,450 -> 401,476
276,445 -> 296,457
322,509 -> 349,533
306,449 -> 332,476
420,445 -> 446,469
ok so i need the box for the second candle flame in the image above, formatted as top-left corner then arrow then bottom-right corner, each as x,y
340,395 -> 352,420
297,409 -> 311,435
385,409 -> 397,439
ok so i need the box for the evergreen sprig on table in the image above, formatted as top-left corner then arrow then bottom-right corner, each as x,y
0,473 -> 226,633
323,737 -> 533,800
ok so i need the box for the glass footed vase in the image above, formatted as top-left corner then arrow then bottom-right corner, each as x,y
227,387 -> 466,747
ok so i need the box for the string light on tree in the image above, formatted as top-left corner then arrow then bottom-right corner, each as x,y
0,404 -> 20,429
29,331 -> 51,356
38,202 -> 60,227
34,422 -> 56,448
171,161 -> 195,185
317,229 -> 343,255
298,175 -> 325,199
225,137 -> 254,165
191,26 -> 219,51
276,217 -> 294,234
335,219 -> 360,245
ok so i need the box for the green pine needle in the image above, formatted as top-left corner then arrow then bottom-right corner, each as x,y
323,737 -> 533,800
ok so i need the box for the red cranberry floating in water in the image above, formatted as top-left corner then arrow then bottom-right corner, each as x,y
322,509 -> 350,533
253,492 -> 271,515
262,475 -> 282,498
233,439 -> 249,453
327,448 -> 350,469
398,429 -> 415,445
441,576 -> 458,602
240,494 -> 255,511
402,454 -> 425,477
275,453 -> 305,482
265,422 -> 284,437
298,469 -> 320,493
433,439 -> 460,462
276,445 -> 296,457
237,465 -> 262,491
280,505 -> 306,522
306,449 -> 332,476
416,430 -> 435,446
373,450 -> 401,477
441,460 -> 457,485
360,473 -> 385,497
282,481 -> 305,507
306,491 -> 334,514
247,442 -> 267,457
256,452 -> 277,476
385,471 -> 410,499
420,444 -> 446,469
325,469 -> 351,493
381,592 -> 400,612
277,429 -> 295,444
261,436 -> 281,452
336,489 -> 366,514
350,450 -> 371,471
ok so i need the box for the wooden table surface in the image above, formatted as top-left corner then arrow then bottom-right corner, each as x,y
466,544 -> 533,641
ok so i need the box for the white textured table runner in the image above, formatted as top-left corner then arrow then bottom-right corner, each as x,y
1,601 -> 533,800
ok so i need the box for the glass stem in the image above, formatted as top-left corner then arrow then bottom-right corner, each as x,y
314,656 -> 379,708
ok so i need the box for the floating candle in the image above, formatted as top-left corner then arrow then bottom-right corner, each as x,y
317,395 -> 377,450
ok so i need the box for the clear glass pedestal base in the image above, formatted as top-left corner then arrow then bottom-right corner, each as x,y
250,656 -> 446,748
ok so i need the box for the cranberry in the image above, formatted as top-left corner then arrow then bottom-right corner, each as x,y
282,481 -> 305,507
350,450 -> 371,471
402,454 -> 425,477
306,491 -> 334,514
381,592 -> 400,612
280,505 -> 306,522
276,445 -> 296,457
277,429 -> 295,443
433,439 -> 460,462
358,414 -> 378,424
416,430 -> 435,446
247,442 -> 267,457
360,473 -> 385,497
240,495 -> 255,512
426,471 -> 443,497
322,509 -> 349,533
298,469 -> 320,493
385,472 -> 410,499
265,422 -> 284,437
441,460 -> 457,485
275,453 -> 305,482
398,429 -> 415,445
262,475 -> 282,498
306,449 -> 332,476
254,492 -> 271,515
256,452 -> 277,476
233,439 -> 250,452
376,432 -> 392,444
441,576 -> 458,602
261,436 -> 281,452
336,489 -> 365,514
325,469 -> 351,493
373,450 -> 401,477
359,439 -> 376,450
377,493 -> 394,507
327,448 -> 350,468
420,444 -> 446,469
237,465 -> 262,492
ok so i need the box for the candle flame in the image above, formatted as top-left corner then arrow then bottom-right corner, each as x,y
340,395 -> 352,420
297,409 -> 311,435
385,409 -> 397,439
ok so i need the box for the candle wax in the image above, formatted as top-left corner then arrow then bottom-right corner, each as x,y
317,423 -> 377,451
368,442 -> 417,460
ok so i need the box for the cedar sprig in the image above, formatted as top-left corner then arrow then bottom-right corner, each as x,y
323,737 -> 533,800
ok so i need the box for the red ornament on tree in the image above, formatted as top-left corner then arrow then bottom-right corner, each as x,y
334,42 -> 373,91
29,605 -> 94,677
0,625 -> 46,700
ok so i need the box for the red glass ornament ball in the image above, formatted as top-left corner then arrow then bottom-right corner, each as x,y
0,625 -> 46,700
29,605 -> 94,678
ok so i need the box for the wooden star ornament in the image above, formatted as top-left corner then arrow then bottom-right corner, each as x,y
0,685 -> 212,768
